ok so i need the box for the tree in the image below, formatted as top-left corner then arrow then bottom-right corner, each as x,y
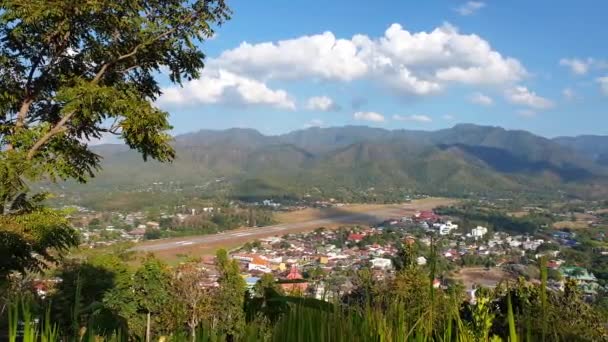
170,263 -> 214,341
0,0 -> 230,280
0,206 -> 78,281
253,273 -> 281,298
51,254 -> 132,337
144,228 -> 162,240
215,249 -> 246,338
132,256 -> 171,339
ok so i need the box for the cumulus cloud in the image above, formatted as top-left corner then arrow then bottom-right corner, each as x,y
560,58 -> 593,75
597,76 -> 608,95
393,114 -> 433,123
455,1 -> 486,16
505,86 -> 553,109
214,31 -> 368,81
354,111 -> 385,122
306,96 -> 340,111
469,92 -> 494,106
157,69 -> 295,110
209,23 -> 526,96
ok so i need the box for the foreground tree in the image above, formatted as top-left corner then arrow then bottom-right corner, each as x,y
170,262 -> 214,341
0,0 -> 230,280
215,249 -> 246,338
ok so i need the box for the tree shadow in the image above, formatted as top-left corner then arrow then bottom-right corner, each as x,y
438,144 -> 594,182
49,260 -> 128,337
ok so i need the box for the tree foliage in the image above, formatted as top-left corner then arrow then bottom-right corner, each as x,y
0,0 -> 230,281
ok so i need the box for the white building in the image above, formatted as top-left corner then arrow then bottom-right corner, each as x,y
438,221 -> 458,235
248,263 -> 271,273
416,256 -> 427,266
471,226 -> 488,239
370,258 -> 393,270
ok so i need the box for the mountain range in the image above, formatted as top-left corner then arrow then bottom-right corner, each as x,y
64,124 -> 608,203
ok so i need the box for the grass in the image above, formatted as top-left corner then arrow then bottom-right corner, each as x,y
7,289 -> 524,342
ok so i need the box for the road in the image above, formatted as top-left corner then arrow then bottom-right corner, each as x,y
131,208 -> 407,253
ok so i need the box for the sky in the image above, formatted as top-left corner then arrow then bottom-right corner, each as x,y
153,0 -> 608,138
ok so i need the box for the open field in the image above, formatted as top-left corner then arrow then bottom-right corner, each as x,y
553,220 -> 591,229
132,197 -> 456,262
449,267 -> 516,290
275,198 -> 454,223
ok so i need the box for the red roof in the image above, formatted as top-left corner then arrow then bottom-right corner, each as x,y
348,233 -> 365,241
414,211 -> 439,221
286,265 -> 303,280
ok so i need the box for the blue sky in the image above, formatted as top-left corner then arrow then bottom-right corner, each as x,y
155,0 -> 608,138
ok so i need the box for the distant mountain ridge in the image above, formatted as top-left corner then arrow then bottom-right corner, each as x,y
553,135 -> 608,166
77,124 -> 608,201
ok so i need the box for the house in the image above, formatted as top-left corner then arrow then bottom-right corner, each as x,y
437,221 -> 458,235
471,226 -> 488,239
348,233 -> 365,242
559,266 -> 599,295
146,221 -> 160,229
416,256 -> 427,266
370,258 -> 392,270
414,210 -> 440,223
128,228 -> 146,237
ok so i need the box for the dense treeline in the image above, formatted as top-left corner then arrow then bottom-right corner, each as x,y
435,205 -> 553,235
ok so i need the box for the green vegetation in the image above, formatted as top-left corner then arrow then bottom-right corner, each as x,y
3,249 -> 608,341
52,124 -> 608,210
0,0 -> 230,281
435,204 -> 553,235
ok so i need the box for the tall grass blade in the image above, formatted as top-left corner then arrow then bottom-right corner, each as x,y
507,291 -> 518,342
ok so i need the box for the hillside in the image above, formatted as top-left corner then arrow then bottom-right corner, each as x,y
554,135 -> 608,166
56,124 -> 608,207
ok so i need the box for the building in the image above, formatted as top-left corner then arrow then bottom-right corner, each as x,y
370,258 -> 392,270
416,256 -> 427,266
559,266 -> 599,295
471,226 -> 488,239
437,221 -> 458,235
280,265 -> 308,293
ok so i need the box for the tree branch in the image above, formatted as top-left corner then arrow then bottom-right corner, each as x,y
25,22 -> 185,160
26,111 -> 73,160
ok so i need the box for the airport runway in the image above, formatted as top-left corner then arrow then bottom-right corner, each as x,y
131,207 -> 407,253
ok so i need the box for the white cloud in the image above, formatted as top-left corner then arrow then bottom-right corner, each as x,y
562,88 -> 575,100
505,86 -> 553,109
210,23 -> 526,96
304,119 -> 325,128
306,96 -> 340,111
157,69 -> 295,110
354,111 -> 385,122
214,31 -> 368,81
442,114 -> 455,120
597,76 -> 608,95
455,1 -> 486,16
517,109 -> 537,117
393,114 -> 433,123
469,92 -> 493,106
559,58 -> 593,75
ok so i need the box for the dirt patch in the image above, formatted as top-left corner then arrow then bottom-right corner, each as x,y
275,198 -> 455,224
553,220 -> 590,229
449,267 -> 516,289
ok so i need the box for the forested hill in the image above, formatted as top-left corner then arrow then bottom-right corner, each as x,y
68,124 -> 608,202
